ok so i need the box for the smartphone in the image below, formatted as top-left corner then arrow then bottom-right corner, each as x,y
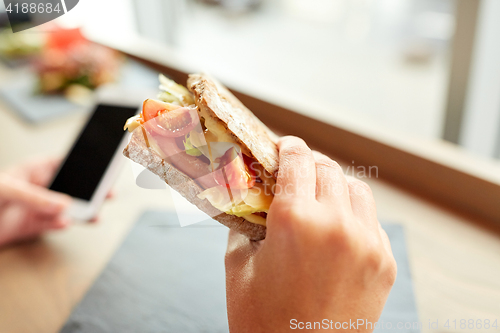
49,87 -> 147,221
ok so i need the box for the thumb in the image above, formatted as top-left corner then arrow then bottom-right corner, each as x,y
0,174 -> 71,214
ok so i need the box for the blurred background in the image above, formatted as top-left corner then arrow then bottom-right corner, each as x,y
1,0 -> 499,164
1,2 -> 500,331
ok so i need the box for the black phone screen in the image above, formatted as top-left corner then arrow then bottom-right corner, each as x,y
49,104 -> 138,201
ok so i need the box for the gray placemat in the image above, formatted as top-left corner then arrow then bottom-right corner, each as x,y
60,211 -> 419,333
0,59 -> 159,124
378,223 -> 420,333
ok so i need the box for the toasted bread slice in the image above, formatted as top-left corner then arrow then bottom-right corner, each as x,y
187,74 -> 279,177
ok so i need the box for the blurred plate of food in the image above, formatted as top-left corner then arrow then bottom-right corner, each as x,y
34,27 -> 122,98
0,27 -> 159,123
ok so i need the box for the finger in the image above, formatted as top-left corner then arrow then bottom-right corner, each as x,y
275,136 -> 316,200
0,175 -> 71,214
30,157 -> 62,186
106,190 -> 115,199
6,157 -> 62,186
24,213 -> 69,238
312,151 -> 350,208
345,176 -> 377,227
32,213 -> 70,230
9,210 -> 68,241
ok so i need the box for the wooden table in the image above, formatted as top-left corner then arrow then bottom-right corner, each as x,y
0,64 -> 499,333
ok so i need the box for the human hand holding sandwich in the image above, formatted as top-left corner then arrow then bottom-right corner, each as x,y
225,136 -> 397,332
122,74 -> 396,331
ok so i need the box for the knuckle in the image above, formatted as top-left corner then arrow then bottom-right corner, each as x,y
279,135 -> 306,147
269,200 -> 310,232
357,236 -> 384,269
364,248 -> 384,271
316,157 -> 342,172
282,144 -> 311,160
323,220 -> 355,252
384,256 -> 398,286
348,179 -> 372,196
361,241 -> 398,286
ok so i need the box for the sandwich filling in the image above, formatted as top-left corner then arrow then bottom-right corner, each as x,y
125,75 -> 275,226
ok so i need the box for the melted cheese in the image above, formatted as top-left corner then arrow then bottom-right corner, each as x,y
199,108 -> 252,156
196,112 -> 275,226
197,183 -> 273,224
242,214 -> 267,226
124,115 -> 142,132
202,113 -> 233,142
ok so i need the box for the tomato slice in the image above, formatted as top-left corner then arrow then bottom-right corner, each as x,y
215,148 -> 256,189
142,99 -> 180,122
46,28 -> 87,50
144,108 -> 199,139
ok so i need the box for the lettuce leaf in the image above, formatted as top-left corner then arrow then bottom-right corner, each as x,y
183,134 -> 203,156
158,74 -> 194,106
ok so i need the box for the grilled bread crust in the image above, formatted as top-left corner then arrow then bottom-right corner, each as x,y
187,74 -> 279,176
